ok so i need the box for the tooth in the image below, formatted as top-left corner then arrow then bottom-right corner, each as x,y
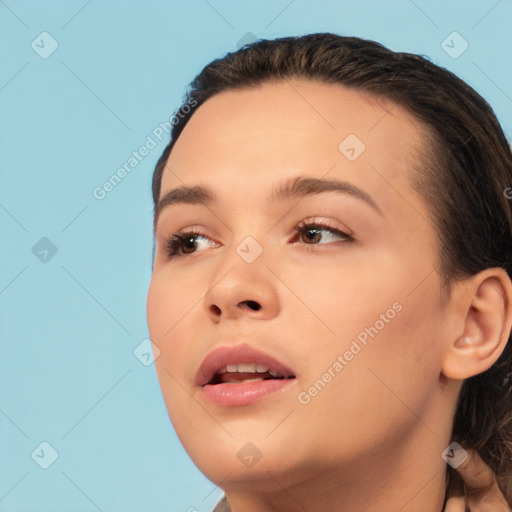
217,366 -> 227,374
226,364 -> 238,373
256,363 -> 269,373
227,377 -> 264,384
238,363 -> 256,373
269,370 -> 280,377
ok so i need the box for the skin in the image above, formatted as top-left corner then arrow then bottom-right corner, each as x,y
146,80 -> 512,512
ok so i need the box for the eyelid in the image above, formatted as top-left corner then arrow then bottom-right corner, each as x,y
163,216 -> 355,259
159,223 -> 217,243
295,216 -> 354,237
162,219 -> 351,243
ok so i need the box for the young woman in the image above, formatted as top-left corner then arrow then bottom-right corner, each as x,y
146,34 -> 512,511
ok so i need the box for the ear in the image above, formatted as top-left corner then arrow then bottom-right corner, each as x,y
442,268 -> 512,380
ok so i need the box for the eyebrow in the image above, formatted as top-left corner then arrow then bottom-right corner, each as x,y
154,176 -> 382,228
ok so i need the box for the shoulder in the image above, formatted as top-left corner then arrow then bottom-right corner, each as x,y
212,495 -> 231,512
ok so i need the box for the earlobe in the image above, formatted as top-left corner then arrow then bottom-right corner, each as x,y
442,269 -> 512,380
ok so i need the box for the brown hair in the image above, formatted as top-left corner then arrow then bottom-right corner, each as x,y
151,33 -> 512,500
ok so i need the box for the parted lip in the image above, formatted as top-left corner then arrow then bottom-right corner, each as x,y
195,343 -> 296,387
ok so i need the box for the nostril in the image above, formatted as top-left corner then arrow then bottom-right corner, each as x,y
243,300 -> 261,311
210,305 -> 221,315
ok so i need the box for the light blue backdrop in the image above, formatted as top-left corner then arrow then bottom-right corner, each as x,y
1,1 -> 511,511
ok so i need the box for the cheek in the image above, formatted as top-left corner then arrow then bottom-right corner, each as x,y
146,271 -> 170,334
147,277 -> 200,435
295,261 -> 444,427
146,270 -> 208,384
146,275 -> 192,397
146,269 -> 203,339
308,284 -> 442,431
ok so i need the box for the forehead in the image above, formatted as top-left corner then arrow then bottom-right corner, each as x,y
160,80 -> 430,223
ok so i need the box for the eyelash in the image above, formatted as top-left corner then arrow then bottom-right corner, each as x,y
164,219 -> 354,259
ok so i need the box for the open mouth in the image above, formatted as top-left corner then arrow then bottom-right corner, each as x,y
196,344 -> 297,405
196,343 -> 297,387
207,363 -> 295,385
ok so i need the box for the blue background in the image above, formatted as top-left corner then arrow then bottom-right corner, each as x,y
1,1 -> 511,510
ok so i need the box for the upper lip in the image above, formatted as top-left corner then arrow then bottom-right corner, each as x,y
195,343 -> 296,386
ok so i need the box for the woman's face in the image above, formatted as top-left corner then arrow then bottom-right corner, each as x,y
147,80 -> 453,492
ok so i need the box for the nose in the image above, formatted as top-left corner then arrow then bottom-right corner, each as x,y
209,298 -> 262,317
203,257 -> 281,324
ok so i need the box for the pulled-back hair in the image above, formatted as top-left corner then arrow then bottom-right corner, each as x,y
151,33 -> 512,500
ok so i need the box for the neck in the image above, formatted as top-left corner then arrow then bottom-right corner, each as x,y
224,424 -> 450,512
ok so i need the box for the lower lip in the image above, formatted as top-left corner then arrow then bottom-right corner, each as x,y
201,378 -> 295,406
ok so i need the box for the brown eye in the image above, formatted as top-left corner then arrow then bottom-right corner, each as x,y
294,221 -> 354,245
300,227 -> 322,244
166,230 -> 218,258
